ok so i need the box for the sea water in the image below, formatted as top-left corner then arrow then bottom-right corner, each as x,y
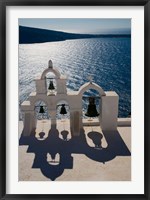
19,37 -> 131,118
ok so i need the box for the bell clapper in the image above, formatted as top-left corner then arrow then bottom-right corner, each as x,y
85,97 -> 99,132
39,105 -> 45,114
85,97 -> 99,118
48,79 -> 55,95
38,105 -> 46,132
59,104 -> 67,130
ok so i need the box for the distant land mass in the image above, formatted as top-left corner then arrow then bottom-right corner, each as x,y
19,26 -> 131,44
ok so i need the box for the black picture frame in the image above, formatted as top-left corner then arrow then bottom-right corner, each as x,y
0,0 -> 150,199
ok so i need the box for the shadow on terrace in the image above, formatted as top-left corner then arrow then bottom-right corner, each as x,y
19,127 -> 131,181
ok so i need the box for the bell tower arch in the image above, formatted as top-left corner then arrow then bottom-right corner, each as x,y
21,60 -> 119,137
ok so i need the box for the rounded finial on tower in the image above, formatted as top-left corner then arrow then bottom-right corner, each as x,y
48,60 -> 53,68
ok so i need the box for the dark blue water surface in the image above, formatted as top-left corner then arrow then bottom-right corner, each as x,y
19,37 -> 131,117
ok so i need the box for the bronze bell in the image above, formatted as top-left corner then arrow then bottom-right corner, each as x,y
39,106 -> 45,114
60,104 -> 67,115
48,80 -> 55,90
85,97 -> 99,117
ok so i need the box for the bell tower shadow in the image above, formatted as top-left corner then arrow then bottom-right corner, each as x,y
19,127 -> 130,181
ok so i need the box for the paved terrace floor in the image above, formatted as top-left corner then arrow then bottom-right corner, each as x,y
19,119 -> 131,181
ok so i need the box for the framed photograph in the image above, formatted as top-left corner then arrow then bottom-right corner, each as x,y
0,0 -> 149,199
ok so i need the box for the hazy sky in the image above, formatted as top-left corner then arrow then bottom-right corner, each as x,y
19,18 -> 131,34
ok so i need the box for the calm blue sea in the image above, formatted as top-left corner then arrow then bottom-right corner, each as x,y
19,37 -> 131,118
